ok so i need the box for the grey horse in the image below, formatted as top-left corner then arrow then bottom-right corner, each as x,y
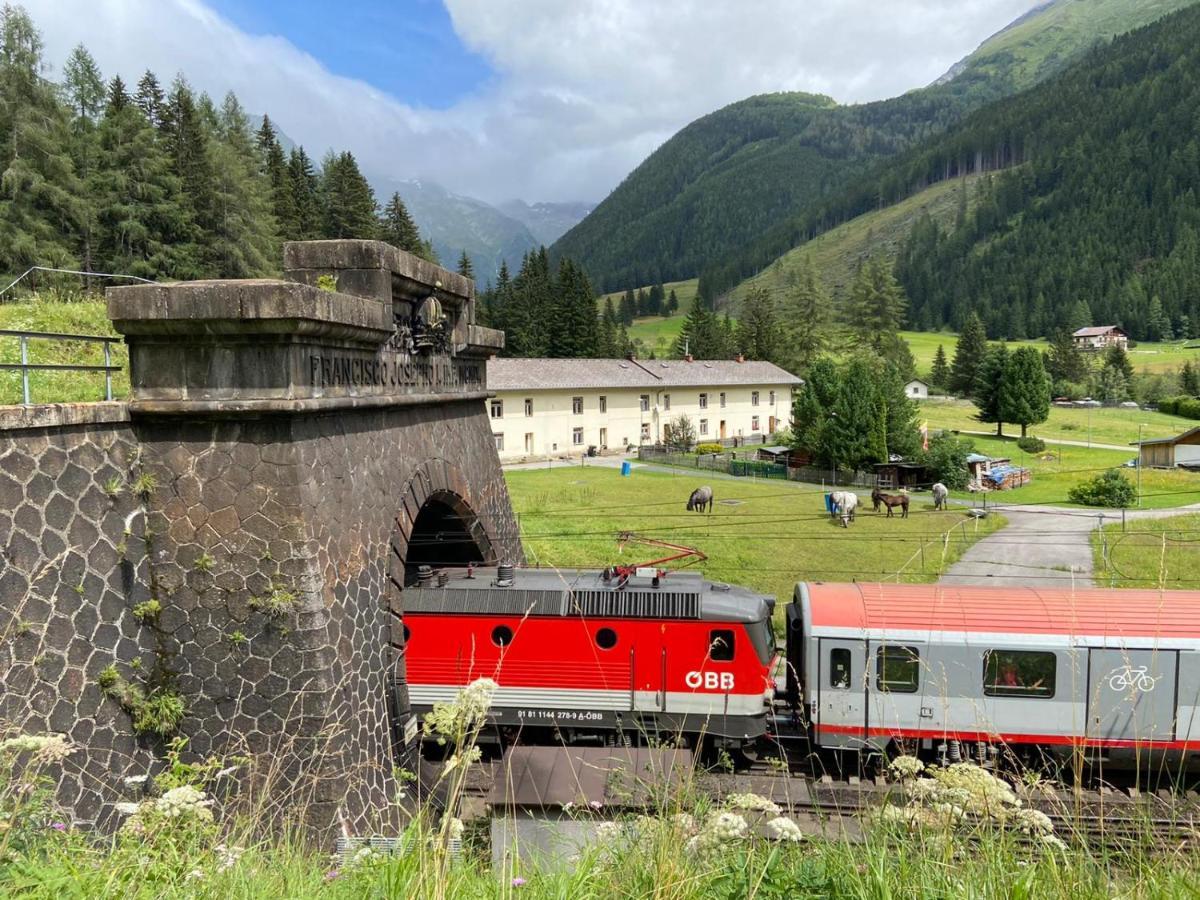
686,485 -> 714,513
932,482 -> 949,511
830,490 -> 859,527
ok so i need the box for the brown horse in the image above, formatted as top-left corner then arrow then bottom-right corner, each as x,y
871,486 -> 909,519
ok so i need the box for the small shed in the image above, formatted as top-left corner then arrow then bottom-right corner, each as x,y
904,379 -> 929,400
1135,426 -> 1200,469
873,460 -> 931,489
757,445 -> 794,465
966,453 -> 1030,491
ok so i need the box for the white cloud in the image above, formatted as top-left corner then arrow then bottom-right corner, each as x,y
28,0 -> 1035,203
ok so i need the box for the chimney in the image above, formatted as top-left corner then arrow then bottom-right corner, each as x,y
684,354 -> 694,363
735,354 -> 745,363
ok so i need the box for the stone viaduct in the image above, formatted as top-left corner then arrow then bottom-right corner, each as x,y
0,241 -> 522,834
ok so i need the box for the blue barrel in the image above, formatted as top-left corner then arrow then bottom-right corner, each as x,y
621,461 -> 632,477
825,493 -> 834,514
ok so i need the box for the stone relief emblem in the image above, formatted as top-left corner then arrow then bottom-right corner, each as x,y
387,291 -> 449,356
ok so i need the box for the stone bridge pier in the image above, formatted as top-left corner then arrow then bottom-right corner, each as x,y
0,241 -> 521,836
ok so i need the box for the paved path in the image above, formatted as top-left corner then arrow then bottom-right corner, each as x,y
940,503 -> 1200,587
953,429 -> 1130,452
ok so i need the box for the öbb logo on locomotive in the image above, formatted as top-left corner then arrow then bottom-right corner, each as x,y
400,568 -> 1200,769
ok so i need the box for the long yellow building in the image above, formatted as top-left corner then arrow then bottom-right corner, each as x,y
486,357 -> 801,461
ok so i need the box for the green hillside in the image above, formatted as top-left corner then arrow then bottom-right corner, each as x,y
554,0 -> 1194,296
728,174 -> 983,309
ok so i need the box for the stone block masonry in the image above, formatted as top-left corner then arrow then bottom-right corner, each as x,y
0,241 -> 522,837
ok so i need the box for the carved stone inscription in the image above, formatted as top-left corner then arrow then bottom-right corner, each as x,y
308,352 -> 483,394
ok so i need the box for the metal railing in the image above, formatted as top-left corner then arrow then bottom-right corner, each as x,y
0,329 -> 123,405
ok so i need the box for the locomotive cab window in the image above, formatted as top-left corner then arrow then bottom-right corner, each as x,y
875,645 -> 919,693
829,648 -> 851,689
983,650 -> 1055,698
491,625 -> 513,647
595,627 -> 617,650
709,629 -> 735,661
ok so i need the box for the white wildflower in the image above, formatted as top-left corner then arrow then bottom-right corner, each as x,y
671,812 -> 696,833
186,868 -> 205,881
1014,808 -> 1054,836
766,816 -> 804,842
594,821 -> 624,844
888,755 -> 925,780
347,846 -> 380,869
113,802 -> 142,817
215,844 -> 243,872
423,678 -> 498,741
708,811 -> 748,842
0,733 -> 75,764
447,817 -> 465,842
155,785 -> 214,822
724,792 -> 780,815
1039,833 -> 1067,850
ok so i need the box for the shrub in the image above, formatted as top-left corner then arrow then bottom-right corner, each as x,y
695,442 -> 724,455
921,434 -> 974,491
1068,469 -> 1137,508
662,414 -> 697,451
1180,397 -> 1200,420
1016,437 -> 1046,454
132,599 -> 162,622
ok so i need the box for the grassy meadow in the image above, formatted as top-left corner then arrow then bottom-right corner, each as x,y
505,466 -> 1003,609
1092,512 -> 1200,589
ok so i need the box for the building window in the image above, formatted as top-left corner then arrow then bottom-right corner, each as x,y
752,391 -> 760,406
983,650 -> 1056,698
769,390 -> 775,405
663,393 -> 671,411
573,427 -> 584,445
490,399 -> 503,419
524,433 -> 534,453
640,394 -> 650,412
709,629 -> 735,662
599,395 -> 607,413
699,393 -> 708,409
524,398 -> 533,416
572,396 -> 583,415
599,427 -> 607,447
699,419 -> 709,435
640,423 -> 650,441
829,648 -> 851,689
719,392 -> 726,408
875,645 -> 919,693
493,433 -> 504,450
751,416 -> 760,432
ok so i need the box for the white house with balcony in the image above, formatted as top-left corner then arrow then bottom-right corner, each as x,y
486,357 -> 802,461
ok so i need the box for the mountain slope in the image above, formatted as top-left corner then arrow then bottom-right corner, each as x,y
556,0 -> 1197,295
497,200 -> 593,246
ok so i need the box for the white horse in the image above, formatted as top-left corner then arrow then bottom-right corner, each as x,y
830,490 -> 859,528
931,482 -> 949,511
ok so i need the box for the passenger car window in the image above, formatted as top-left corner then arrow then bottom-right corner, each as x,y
830,648 -> 851,689
709,629 -> 735,662
875,645 -> 919,693
983,650 -> 1055,698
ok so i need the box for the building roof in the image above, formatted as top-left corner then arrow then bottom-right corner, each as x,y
1134,425 -> 1200,447
803,582 -> 1200,641
488,357 -> 803,392
905,379 -> 929,387
1073,325 -> 1127,337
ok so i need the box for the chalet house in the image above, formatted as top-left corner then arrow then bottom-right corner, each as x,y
1072,325 -> 1129,351
1135,426 -> 1200,470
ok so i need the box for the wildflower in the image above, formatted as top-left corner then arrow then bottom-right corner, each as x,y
888,755 -> 925,780
588,800 -> 602,810
51,822 -> 67,832
594,821 -> 623,844
708,811 -> 749,842
186,869 -> 205,882
671,812 -> 696,832
0,733 -> 75,764
512,877 -> 526,887
347,846 -> 380,869
766,816 -> 804,842
215,844 -> 244,872
423,678 -> 497,741
447,817 -> 465,842
725,792 -> 781,815
1039,834 -> 1067,850
1014,808 -> 1054,836
113,802 -> 141,817
155,785 -> 214,822
325,870 -> 341,881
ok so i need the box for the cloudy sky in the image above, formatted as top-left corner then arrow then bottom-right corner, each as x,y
29,0 -> 1037,204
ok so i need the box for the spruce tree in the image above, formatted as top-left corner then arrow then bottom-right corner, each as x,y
134,70 -> 164,127
667,288 -> 678,314
287,147 -> 321,240
162,76 -> 215,273
598,296 -> 619,357
618,288 -> 636,326
999,346 -> 1051,438
973,344 -> 1009,438
1103,343 -> 1135,382
673,295 -> 715,358
1181,361 -> 1200,396
456,250 -> 474,281
930,344 -> 951,390
737,286 -> 781,364
63,44 -> 105,288
783,260 -> 828,374
825,357 -> 880,472
847,259 -> 907,353
256,115 -> 297,240
321,150 -> 377,240
0,5 -> 82,274
950,312 -> 988,395
378,191 -> 421,252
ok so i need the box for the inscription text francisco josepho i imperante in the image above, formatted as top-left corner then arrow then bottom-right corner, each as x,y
309,353 -> 484,393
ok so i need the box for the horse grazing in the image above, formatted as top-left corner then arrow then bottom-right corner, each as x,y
931,483 -> 949,511
686,486 -> 714,513
872,486 -> 909,518
830,490 -> 859,528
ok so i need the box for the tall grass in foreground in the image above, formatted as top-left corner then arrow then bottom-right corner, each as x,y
2,687 -> 1198,899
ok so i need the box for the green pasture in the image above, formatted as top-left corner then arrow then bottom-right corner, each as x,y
921,398 -> 1193,447
0,297 -> 128,405
951,435 -> 1200,509
1092,512 -> 1200,589
505,466 -> 1004,609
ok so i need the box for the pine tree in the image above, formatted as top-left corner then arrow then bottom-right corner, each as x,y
825,357 -> 881,472
256,115 -> 297,240
161,76 -> 215,274
1180,360 -> 1200,396
618,288 -> 636,326
667,289 -> 679,314
950,312 -> 988,395
0,5 -> 82,274
205,91 -> 277,277
549,257 -> 599,358
597,297 -> 619,357
456,250 -> 474,281
62,44 -> 105,288
783,260 -> 828,374
134,70 -> 164,127
930,344 -> 951,390
737,287 -> 781,364
999,346 -> 1050,438
674,295 -> 715,358
847,259 -> 907,353
973,344 -> 1009,438
321,150 -> 377,240
287,147 -> 321,240
1103,343 -> 1134,382
378,191 -> 421,252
